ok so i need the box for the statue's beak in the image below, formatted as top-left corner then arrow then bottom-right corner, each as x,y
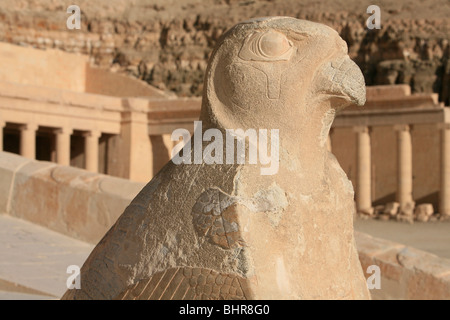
315,55 -> 366,108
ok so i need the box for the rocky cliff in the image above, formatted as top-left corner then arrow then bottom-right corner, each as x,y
0,0 -> 449,104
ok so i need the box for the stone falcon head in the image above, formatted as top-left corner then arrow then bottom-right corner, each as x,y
200,17 -> 365,140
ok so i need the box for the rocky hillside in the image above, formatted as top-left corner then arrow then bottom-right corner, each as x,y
0,0 -> 449,104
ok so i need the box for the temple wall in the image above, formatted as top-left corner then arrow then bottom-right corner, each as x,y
0,42 -> 87,92
85,65 -> 167,98
332,123 -> 442,210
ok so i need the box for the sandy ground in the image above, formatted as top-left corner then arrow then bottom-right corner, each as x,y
354,217 -> 450,259
0,214 -> 94,299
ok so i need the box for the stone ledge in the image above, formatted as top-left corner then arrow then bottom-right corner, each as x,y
0,152 -> 32,214
0,80 -> 124,112
355,231 -> 450,300
0,151 -> 145,244
366,85 -> 411,100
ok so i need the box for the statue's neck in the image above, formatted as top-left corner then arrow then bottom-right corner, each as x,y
279,102 -> 335,185
200,99 -> 336,184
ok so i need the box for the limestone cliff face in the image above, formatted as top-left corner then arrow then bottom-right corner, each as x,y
0,0 -> 448,104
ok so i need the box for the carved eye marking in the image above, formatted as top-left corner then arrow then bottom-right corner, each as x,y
239,30 -> 295,62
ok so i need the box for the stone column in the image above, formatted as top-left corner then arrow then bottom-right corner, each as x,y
84,130 -> 100,172
394,124 -> 414,211
20,123 -> 38,159
354,126 -> 372,213
0,121 -> 5,151
56,128 -> 73,166
120,100 -> 153,183
440,123 -> 450,218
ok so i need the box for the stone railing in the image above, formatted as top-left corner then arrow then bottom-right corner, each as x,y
0,151 -> 449,299
0,151 -> 145,243
356,231 -> 450,300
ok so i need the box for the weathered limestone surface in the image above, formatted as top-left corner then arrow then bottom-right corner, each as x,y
62,17 -> 370,300
356,231 -> 450,300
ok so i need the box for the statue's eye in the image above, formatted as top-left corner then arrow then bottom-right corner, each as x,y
239,30 -> 295,62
